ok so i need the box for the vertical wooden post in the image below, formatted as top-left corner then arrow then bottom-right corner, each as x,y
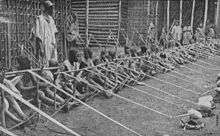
155,1 -> 159,40
215,0 -> 220,27
179,0 -> 183,27
0,71 -> 6,136
155,1 -> 159,28
117,0 -> 121,48
1,88 -> 6,136
191,0 -> 196,28
215,0 -> 220,36
167,0 -> 170,31
7,23 -> 11,70
86,0 -> 89,47
64,0 -> 68,59
147,0 -> 150,24
203,0 -> 209,30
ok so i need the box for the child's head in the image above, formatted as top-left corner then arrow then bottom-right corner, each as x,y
83,48 -> 93,60
17,54 -> 31,70
68,49 -> 78,64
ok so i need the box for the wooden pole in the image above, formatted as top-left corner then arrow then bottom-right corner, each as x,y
203,0 -> 208,30
215,0 -> 220,27
0,83 -> 81,136
179,0 -> 183,27
155,1 -> 159,28
155,1 -> 159,40
147,0 -> 150,25
0,126 -> 18,136
215,0 -> 220,36
191,0 -> 196,28
167,0 -> 170,31
86,0 -> 89,47
1,88 -> 6,136
64,0 -> 68,59
118,0 -> 121,46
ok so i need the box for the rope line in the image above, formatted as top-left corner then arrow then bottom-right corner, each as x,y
0,83 -> 81,136
86,69 -> 180,108
28,71 -> 143,136
100,67 -> 199,106
63,72 -> 172,118
115,63 -> 200,95
0,126 -> 18,136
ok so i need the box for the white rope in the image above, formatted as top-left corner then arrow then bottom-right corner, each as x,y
0,126 -> 18,136
56,63 -> 106,74
86,69 -> 180,108
116,55 -> 198,81
116,56 -> 205,90
174,113 -> 191,118
28,71 -> 143,136
188,48 -> 220,69
0,83 -> 81,136
63,72 -> 172,119
116,63 -> 200,95
116,55 -> 211,92
100,67 -> 199,106
201,88 -> 215,96
6,67 -> 60,75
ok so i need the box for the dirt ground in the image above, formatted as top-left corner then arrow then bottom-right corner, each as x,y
13,56 -> 220,136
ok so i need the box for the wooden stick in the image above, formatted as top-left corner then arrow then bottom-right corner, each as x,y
147,0 -> 151,18
0,84 -> 81,136
179,0 -> 183,27
86,0 -> 89,47
191,0 -> 196,28
215,0 -> 220,27
28,71 -> 142,136
167,0 -> 170,31
155,1 -> 159,29
0,126 -> 18,136
6,67 -> 60,75
203,0 -> 209,30
0,88 -> 6,136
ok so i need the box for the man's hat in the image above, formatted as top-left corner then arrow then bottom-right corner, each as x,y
42,0 -> 54,8
217,80 -> 220,87
217,73 -> 220,78
215,87 -> 220,93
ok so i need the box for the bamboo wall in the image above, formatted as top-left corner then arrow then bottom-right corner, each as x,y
88,0 -> 120,47
0,0 -> 219,69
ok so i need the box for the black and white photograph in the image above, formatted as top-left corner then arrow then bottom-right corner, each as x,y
1,0 -> 220,136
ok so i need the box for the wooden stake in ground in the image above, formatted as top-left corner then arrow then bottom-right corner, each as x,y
215,0 -> 220,36
86,0 -> 89,47
203,0 -> 209,30
155,1 -> 159,34
179,0 -> 183,27
191,0 -> 196,28
167,0 -> 170,31
0,126 -> 18,136
0,84 -> 81,136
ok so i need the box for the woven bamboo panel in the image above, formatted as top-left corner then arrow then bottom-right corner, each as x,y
88,0 -> 120,47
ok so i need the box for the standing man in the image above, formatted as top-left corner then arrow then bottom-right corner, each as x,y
66,11 -> 79,57
171,20 -> 182,46
33,0 -> 58,66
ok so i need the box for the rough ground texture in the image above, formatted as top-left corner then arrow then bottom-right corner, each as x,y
13,57 -> 220,136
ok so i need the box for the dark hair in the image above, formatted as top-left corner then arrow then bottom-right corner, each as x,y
140,46 -> 147,54
100,50 -> 106,62
83,48 -> 93,60
17,55 -> 31,70
130,48 -> 136,57
69,49 -> 78,64
124,46 -> 130,55
93,59 -> 100,66
108,51 -> 116,60
159,53 -> 166,59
